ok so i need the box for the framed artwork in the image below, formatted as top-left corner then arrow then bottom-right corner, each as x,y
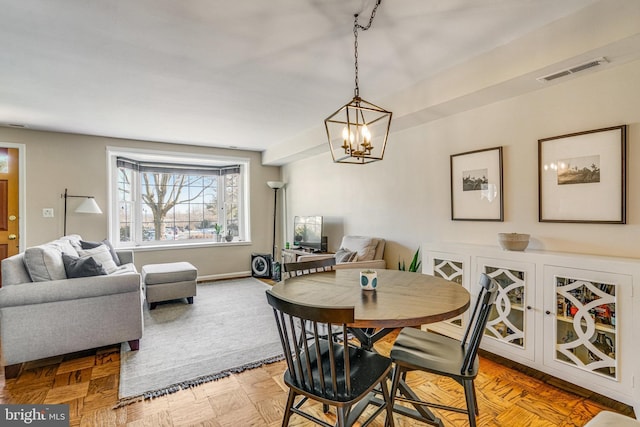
538,125 -> 626,223
450,146 -> 503,221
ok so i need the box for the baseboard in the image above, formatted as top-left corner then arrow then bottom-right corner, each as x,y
197,271 -> 252,283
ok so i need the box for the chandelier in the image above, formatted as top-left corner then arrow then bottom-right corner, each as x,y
325,0 -> 392,164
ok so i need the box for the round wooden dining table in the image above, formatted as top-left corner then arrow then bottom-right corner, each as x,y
270,268 -> 470,350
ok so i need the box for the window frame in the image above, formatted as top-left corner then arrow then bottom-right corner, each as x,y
107,147 -> 251,249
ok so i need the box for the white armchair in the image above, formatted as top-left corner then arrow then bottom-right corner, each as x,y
297,236 -> 386,270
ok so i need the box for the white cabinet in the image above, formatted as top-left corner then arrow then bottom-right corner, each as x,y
424,251 -> 469,336
477,257 -> 536,362
423,243 -> 640,415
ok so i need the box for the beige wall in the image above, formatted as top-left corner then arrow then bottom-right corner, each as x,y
0,129 -> 282,278
282,59 -> 640,266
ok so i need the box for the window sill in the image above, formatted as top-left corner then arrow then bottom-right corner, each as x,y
119,240 -> 252,252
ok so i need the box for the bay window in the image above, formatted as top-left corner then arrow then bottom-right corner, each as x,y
108,148 -> 249,247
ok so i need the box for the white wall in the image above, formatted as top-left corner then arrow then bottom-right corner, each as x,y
282,59 -> 640,266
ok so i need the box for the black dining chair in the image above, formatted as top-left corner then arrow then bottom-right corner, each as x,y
265,289 -> 395,427
388,273 -> 499,427
283,257 -> 344,344
283,257 -> 337,279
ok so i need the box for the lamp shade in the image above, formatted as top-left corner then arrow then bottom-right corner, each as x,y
75,197 -> 102,214
267,181 -> 285,190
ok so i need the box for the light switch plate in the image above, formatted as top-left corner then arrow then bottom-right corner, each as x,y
42,208 -> 54,218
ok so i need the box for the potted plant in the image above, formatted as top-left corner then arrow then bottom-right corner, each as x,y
399,247 -> 422,272
212,223 -> 222,241
360,269 -> 378,290
225,230 -> 233,242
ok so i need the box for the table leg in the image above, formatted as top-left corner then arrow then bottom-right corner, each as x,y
348,327 -> 395,350
352,380 -> 444,427
346,327 -> 443,426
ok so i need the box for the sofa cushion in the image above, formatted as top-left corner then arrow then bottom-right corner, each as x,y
109,263 -> 138,275
77,244 -> 118,274
62,254 -> 107,278
60,234 -> 83,252
335,248 -> 358,263
23,240 -> 77,282
340,236 -> 378,262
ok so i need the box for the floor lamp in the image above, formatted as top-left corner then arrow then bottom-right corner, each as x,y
267,181 -> 285,261
62,188 -> 103,235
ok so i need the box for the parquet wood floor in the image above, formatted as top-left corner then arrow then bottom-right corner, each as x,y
0,331 -> 634,427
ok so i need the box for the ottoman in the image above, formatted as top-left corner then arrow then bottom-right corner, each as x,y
142,262 -> 198,309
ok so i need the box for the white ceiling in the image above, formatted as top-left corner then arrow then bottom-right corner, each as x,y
0,0 -> 621,157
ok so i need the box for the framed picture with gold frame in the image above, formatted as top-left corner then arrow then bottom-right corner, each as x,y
538,125 -> 626,223
450,146 -> 503,221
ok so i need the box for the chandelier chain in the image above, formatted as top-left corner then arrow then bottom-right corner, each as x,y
353,0 -> 382,98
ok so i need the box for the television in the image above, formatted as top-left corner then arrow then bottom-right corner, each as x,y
293,215 -> 324,251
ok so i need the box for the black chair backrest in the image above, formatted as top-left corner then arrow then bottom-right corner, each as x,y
283,257 -> 336,278
460,273 -> 499,374
266,289 -> 354,398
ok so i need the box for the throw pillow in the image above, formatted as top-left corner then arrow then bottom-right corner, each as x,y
341,236 -> 377,261
102,239 -> 121,266
335,248 -> 357,263
80,239 -> 121,266
77,244 -> 118,274
62,253 -> 107,278
80,240 -> 102,250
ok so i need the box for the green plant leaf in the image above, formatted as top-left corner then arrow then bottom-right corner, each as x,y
408,247 -> 421,272
399,248 -> 421,272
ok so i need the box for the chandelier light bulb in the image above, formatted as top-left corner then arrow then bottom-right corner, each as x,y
362,125 -> 371,142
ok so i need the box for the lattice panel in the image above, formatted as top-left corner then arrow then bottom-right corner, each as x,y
555,277 -> 617,379
433,258 -> 463,284
433,258 -> 464,326
484,267 -> 525,348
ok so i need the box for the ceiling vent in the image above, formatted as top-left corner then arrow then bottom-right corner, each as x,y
537,57 -> 608,83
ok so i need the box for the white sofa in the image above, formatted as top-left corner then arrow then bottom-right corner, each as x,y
297,235 -> 386,270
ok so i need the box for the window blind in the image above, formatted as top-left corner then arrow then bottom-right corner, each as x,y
117,157 -> 240,176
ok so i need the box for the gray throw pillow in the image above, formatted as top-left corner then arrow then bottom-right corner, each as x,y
80,240 -> 102,250
62,253 -> 107,278
102,239 -> 121,266
335,248 -> 357,263
77,244 -> 118,274
80,239 -> 121,266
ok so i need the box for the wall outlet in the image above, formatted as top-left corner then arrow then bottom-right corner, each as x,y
42,208 -> 54,218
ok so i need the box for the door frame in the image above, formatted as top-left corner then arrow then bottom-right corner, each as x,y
0,142 -> 26,252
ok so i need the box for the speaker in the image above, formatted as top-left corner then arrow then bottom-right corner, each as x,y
251,253 -> 272,278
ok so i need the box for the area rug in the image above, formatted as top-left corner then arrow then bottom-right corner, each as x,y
118,277 -> 283,405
